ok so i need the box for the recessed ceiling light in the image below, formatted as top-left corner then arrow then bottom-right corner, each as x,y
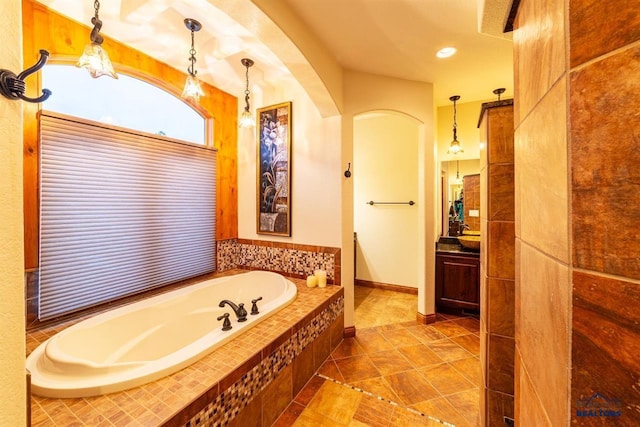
436,47 -> 457,58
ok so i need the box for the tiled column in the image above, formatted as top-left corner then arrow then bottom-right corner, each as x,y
479,101 -> 515,425
513,0 -> 640,425
568,1 -> 640,425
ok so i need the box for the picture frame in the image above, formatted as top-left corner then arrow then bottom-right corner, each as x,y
256,101 -> 292,236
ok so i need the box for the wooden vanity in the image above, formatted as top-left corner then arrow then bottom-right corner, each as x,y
435,239 -> 480,313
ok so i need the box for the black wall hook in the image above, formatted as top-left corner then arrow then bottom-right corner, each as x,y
0,49 -> 52,103
344,162 -> 352,178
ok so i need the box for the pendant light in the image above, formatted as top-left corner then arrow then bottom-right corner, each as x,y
455,160 -> 463,185
239,58 -> 255,128
181,18 -> 204,102
77,0 -> 118,79
447,95 -> 464,155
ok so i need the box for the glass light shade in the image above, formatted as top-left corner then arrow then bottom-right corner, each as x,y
239,109 -> 254,128
447,139 -> 464,155
77,43 -> 118,79
182,74 -> 204,102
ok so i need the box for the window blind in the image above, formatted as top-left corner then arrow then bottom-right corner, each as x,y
39,111 -> 216,320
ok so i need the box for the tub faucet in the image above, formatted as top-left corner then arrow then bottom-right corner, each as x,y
218,300 -> 247,322
217,313 -> 232,331
251,297 -> 263,315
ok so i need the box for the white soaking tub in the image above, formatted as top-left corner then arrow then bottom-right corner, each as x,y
26,271 -> 297,398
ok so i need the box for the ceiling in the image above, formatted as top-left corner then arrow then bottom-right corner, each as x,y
36,0 -> 514,108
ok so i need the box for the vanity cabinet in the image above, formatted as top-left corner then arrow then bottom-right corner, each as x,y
435,251 -> 480,311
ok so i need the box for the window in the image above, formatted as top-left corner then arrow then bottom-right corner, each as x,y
38,112 -> 216,320
42,65 -> 206,144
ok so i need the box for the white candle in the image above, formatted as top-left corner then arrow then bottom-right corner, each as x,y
306,275 -> 317,287
315,269 -> 327,288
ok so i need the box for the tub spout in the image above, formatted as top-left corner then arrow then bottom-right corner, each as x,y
218,300 -> 247,322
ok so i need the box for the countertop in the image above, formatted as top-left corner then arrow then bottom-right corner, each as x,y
436,238 -> 480,257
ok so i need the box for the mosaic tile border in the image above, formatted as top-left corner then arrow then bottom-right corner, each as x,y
183,295 -> 344,427
216,238 -> 341,285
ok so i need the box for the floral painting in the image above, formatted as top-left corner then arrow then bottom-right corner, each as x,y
256,101 -> 291,236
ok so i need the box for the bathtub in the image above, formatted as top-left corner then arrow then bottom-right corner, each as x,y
26,270 -> 297,398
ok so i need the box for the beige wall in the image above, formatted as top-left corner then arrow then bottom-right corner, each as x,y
342,70 -> 435,326
0,1 -> 27,424
237,77 -> 342,248
354,112 -> 420,288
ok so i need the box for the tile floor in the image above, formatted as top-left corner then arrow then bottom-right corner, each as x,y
274,286 -> 481,426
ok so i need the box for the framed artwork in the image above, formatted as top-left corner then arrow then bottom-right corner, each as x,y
256,101 -> 292,236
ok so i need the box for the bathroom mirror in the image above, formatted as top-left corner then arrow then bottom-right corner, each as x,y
441,159 -> 480,236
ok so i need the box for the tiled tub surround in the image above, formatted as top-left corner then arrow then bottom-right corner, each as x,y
217,239 -> 341,285
27,269 -> 344,426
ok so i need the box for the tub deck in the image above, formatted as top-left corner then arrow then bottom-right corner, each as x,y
27,269 -> 344,426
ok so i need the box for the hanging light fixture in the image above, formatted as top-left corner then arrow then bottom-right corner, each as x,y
447,95 -> 464,155
239,58 -> 255,128
181,18 -> 204,102
76,0 -> 118,79
455,160 -> 463,185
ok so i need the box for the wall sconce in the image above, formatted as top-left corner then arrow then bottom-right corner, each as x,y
0,49 -> 52,103
447,95 -> 464,155
77,0 -> 118,79
181,18 -> 204,102
238,58 -> 255,128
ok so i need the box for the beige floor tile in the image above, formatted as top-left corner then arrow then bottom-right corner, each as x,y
405,325 -> 447,344
449,357 -> 482,387
318,359 -> 346,383
412,397 -> 474,427
451,333 -> 480,356
432,321 -> 475,338
384,370 -> 440,405
293,408 -> 347,427
332,338 -> 367,359
427,338 -> 474,362
354,331 -> 394,354
368,349 -> 415,376
453,317 -> 481,333
445,389 -> 481,426
351,393 -> 395,426
305,381 -> 362,425
419,363 -> 476,396
334,355 -> 381,383
350,377 -> 401,403
380,328 -> 422,348
396,343 -> 444,369
390,406 -> 442,426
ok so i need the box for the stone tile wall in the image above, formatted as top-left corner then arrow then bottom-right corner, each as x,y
513,0 -> 640,425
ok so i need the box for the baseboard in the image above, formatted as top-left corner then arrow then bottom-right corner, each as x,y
355,279 -> 418,295
416,312 -> 437,324
343,326 -> 356,338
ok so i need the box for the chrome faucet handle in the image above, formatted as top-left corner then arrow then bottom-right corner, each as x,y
217,313 -> 232,331
251,297 -> 263,315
